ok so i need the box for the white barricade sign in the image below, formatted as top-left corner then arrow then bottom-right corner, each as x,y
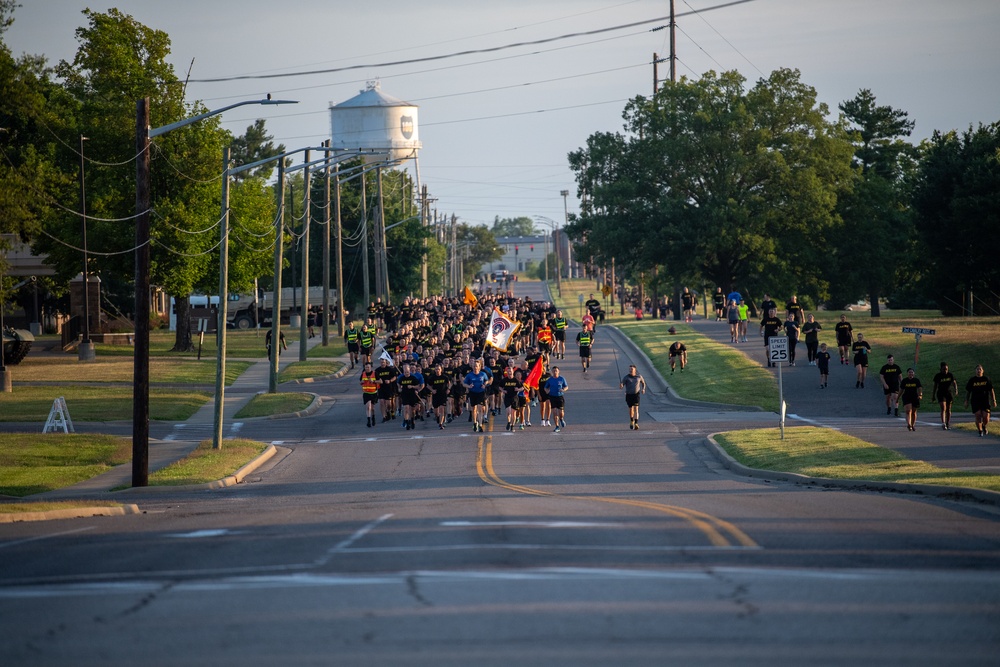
43,397 -> 75,434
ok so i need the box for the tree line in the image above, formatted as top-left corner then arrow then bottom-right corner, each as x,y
565,68 -> 1000,316
0,4 -> 501,350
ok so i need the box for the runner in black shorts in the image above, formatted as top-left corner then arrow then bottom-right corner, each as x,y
932,361 -> 957,430
964,364 -> 997,436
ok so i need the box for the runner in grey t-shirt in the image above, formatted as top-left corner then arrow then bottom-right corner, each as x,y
620,365 -> 647,430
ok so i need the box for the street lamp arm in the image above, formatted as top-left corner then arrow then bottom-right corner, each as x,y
149,98 -> 297,138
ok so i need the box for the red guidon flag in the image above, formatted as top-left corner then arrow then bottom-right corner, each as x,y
485,307 -> 521,352
524,355 -> 544,391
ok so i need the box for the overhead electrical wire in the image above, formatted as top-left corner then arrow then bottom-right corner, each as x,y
188,0 -> 757,83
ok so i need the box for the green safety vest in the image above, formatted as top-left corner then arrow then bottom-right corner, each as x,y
554,318 -> 567,330
346,329 -> 359,343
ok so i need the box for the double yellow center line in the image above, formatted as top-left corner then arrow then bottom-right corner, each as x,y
476,432 -> 758,549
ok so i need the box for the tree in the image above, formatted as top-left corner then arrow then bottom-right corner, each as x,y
912,122 -> 1000,315
568,68 -> 855,312
28,9 -> 237,351
829,90 -> 917,316
491,216 -> 537,237
229,119 -> 285,182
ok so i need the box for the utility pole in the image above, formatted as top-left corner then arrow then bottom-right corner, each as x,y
133,98 -> 151,487
213,147 -> 230,450
78,134 -> 95,361
334,162 -> 345,337
322,141 -> 331,346
269,162 -> 285,393
299,149 -> 310,362
361,170 -> 369,307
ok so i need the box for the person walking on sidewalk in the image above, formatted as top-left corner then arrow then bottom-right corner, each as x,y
879,355 -> 903,416
359,362 -> 380,427
726,299 -> 740,343
835,315 -> 854,365
801,314 -> 822,365
265,328 -> 287,361
852,333 -> 872,388
620,364 -> 647,430
759,308 -> 783,368
783,313 -> 800,366
932,361 -> 958,430
899,368 -> 923,431
964,365 -> 997,437
816,342 -> 831,388
545,366 -> 568,432
737,299 -> 750,342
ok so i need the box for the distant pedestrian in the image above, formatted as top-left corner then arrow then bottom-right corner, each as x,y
668,340 -> 687,373
852,333 -> 871,388
726,299 -> 740,343
816,342 -> 831,388
964,365 -> 997,437
713,288 -> 726,321
835,315 -> 854,365
620,364 -> 647,430
737,299 -> 749,342
576,327 -> 595,373
783,313 -> 800,366
801,314 -> 822,365
879,354 -> 903,416
681,287 -> 695,322
759,308 -> 783,368
932,361 -> 958,430
265,328 -> 287,361
899,368 -> 923,431
786,295 -> 805,326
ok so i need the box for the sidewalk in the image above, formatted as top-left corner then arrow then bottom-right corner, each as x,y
683,315 -> 1000,474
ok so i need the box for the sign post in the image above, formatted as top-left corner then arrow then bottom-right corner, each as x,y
902,327 -> 936,366
768,336 -> 789,439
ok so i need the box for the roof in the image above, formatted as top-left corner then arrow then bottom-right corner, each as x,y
334,86 -> 415,109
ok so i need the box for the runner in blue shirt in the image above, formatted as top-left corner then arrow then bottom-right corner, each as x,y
544,366 -> 569,432
463,358 -> 492,432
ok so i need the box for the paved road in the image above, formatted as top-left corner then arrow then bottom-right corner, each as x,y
1,284 -> 998,665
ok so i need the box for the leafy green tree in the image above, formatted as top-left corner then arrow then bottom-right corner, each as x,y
491,216 -> 538,237
229,119 -> 285,182
912,122 -> 1000,315
829,89 -> 917,316
568,68 -> 855,313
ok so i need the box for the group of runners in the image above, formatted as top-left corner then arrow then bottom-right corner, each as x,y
722,292 -> 998,434
350,292 -> 585,433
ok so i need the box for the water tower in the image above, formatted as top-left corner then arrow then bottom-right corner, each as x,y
329,80 -> 421,161
330,81 -> 424,303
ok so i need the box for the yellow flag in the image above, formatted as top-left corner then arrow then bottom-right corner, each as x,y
463,285 -> 479,308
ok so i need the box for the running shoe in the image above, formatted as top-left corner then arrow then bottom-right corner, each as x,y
553,426 -> 561,433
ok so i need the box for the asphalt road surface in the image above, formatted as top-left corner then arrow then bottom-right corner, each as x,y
1,282 -> 998,666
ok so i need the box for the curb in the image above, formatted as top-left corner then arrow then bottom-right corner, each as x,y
270,393 -> 323,419
704,433 -> 1000,506
0,504 -> 141,524
112,444 -> 279,494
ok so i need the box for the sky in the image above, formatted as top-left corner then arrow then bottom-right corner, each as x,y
6,0 -> 1000,228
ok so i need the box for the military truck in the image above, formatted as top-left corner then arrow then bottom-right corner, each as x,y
227,286 -> 333,329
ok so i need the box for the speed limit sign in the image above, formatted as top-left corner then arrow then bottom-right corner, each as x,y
768,336 -> 789,364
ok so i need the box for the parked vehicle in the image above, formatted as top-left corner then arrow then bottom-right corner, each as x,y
227,287 -> 334,329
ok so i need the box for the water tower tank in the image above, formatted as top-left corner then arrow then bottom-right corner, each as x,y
330,81 -> 421,162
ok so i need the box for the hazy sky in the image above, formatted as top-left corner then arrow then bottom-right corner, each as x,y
6,0 -> 999,226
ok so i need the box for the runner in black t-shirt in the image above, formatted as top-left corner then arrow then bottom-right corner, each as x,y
964,364 -> 997,436
932,361 -> 958,430
879,355 -> 903,417
759,308 -> 783,368
851,333 -> 872,388
899,368 -> 923,431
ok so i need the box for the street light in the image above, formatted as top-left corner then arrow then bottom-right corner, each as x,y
534,215 -> 561,297
132,96 -> 296,487
560,190 -> 572,279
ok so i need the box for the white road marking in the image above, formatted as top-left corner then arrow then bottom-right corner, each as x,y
168,529 -> 234,539
441,521 -> 623,528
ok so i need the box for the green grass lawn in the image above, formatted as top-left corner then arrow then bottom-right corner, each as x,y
0,386 -> 211,421
0,433 -> 131,497
279,360 -> 342,383
715,426 -> 1000,492
146,438 -> 269,486
234,392 -> 315,419
11,356 -> 251,385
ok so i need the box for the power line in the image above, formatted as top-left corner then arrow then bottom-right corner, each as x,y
188,0 -> 757,83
